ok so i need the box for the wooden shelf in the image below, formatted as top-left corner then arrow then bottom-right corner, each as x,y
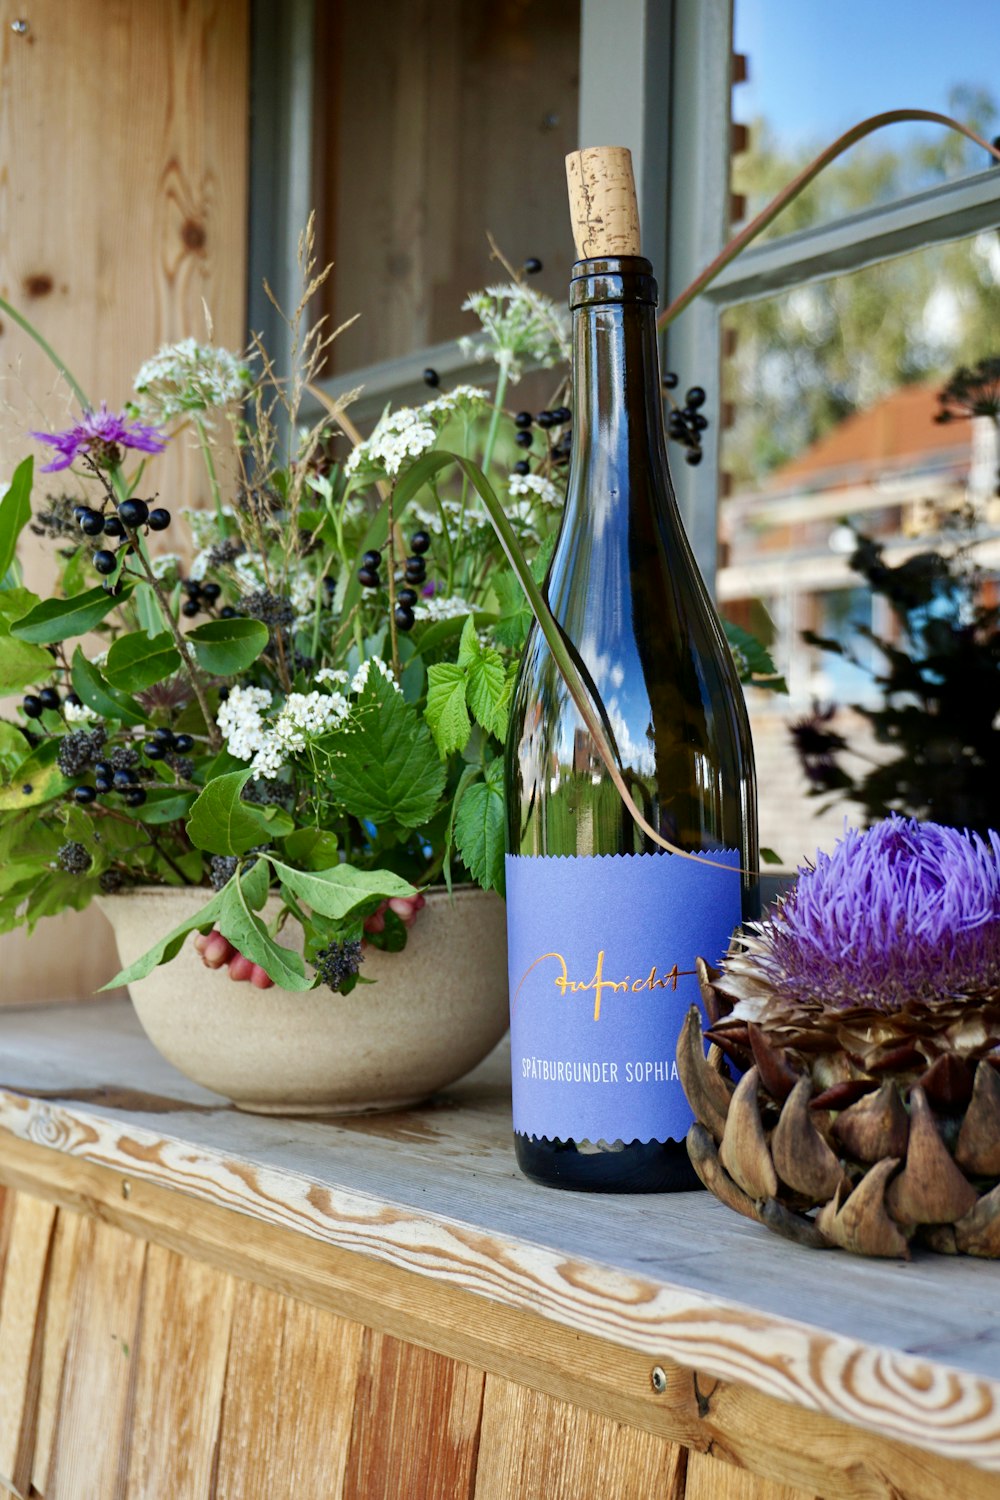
0,1000 -> 998,1500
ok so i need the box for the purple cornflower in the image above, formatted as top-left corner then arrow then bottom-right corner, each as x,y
32,404 -> 166,472
756,816 -> 1000,1010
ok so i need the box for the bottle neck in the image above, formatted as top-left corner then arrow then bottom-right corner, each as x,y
563,261 -> 674,529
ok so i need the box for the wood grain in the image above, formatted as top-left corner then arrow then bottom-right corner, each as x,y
686,1451 -> 814,1500
32,1209 -> 91,1499
0,1193 -> 56,1496
342,1331 -> 484,1500
0,0 -> 250,1007
124,1245 -> 234,1498
474,1375 -> 686,1500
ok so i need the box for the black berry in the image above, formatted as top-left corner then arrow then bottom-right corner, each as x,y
173,733 -> 194,753
523,256 -> 543,274
93,550 -> 117,575
220,605 -> 237,619
118,498 -> 149,528
404,557 -> 427,584
394,604 -> 415,631
662,372 -> 679,390
144,739 -> 166,759
124,786 -> 147,807
94,776 -> 112,794
423,367 -> 440,388
94,760 -> 114,779
73,784 -> 97,805
362,549 -> 382,570
693,413 -> 709,431
103,514 -> 126,538
22,695 -> 43,719
685,386 -> 706,409
200,582 -> 222,602
183,579 -> 202,597
113,768 -> 138,790
515,430 -> 533,449
181,599 -> 200,618
358,566 -> 380,589
552,407 -> 572,424
536,410 -> 556,429
397,587 -> 418,607
78,508 -> 104,536
514,411 -> 533,428
513,460 -> 530,476
147,508 -> 171,531
685,448 -> 704,466
39,687 -> 61,711
409,530 -> 430,555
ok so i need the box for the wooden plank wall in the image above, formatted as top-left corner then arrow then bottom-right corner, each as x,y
0,1182 -> 815,1500
0,0 -> 250,1004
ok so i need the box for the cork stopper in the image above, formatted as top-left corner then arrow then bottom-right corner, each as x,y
565,146 -> 641,259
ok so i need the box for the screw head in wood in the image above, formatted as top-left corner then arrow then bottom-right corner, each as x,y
121,1179 -> 132,1199
650,1365 -> 667,1394
10,18 -> 29,34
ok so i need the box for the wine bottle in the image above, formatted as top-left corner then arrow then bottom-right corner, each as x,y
504,147 -> 758,1193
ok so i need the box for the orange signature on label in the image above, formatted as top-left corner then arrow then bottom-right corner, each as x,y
513,950 -> 696,1022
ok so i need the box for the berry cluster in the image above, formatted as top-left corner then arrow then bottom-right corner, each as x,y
180,577 -> 232,620
358,531 -> 430,633
74,496 -> 172,576
511,406 -> 573,476
314,938 -> 364,991
663,377 -> 710,466
68,728 -> 194,810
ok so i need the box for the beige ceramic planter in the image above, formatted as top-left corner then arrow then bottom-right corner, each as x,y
99,884 -> 509,1115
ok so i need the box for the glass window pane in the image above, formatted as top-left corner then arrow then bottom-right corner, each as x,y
312,0 -> 580,374
731,0 -> 1000,235
717,235 -> 1000,862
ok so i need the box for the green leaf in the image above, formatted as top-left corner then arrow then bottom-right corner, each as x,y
132,786 -> 197,825
722,618 -> 787,692
243,802 -> 295,839
0,738 -> 70,809
453,758 -> 506,895
457,615 -> 480,669
105,631 -> 181,692
329,668 -> 445,829
10,582 -> 132,644
425,662 -> 472,757
133,581 -> 167,638
466,652 -> 510,741
185,768 -> 265,855
761,847 -> 783,866
491,571 -> 533,649
71,648 -> 148,726
216,871 -> 311,990
0,457 -> 33,580
0,723 -> 30,778
0,588 -> 40,623
281,828 -> 340,869
0,628 -> 56,694
103,887 -> 228,989
269,856 -> 416,919
187,617 -> 269,675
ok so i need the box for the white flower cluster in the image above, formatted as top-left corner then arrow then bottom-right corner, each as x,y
64,700 -> 100,724
345,387 -> 489,480
460,285 -> 569,382
508,472 -> 563,508
150,552 -> 182,583
133,339 -> 252,422
314,668 -> 349,687
217,683 -> 351,780
181,505 -> 237,550
414,594 -> 475,622
350,656 -> 402,696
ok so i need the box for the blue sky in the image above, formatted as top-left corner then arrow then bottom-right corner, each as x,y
734,0 -> 999,148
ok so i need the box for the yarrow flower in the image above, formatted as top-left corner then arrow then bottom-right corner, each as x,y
345,387 -> 489,480
414,594 -> 475,622
460,285 -> 569,382
507,472 -> 563,508
350,656 -> 401,696
32,404 -> 166,473
133,339 -> 252,422
217,683 -> 351,780
748,816 -> 1000,1011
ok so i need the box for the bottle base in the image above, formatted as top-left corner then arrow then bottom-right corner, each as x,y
514,1132 -> 703,1193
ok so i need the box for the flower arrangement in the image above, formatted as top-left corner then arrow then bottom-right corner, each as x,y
0,233 -> 579,995
679,817 -> 1000,1258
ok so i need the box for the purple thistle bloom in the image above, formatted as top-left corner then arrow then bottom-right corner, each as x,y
32,404 -> 166,472
756,816 -> 1000,1010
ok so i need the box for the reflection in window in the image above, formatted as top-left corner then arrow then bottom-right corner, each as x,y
312,0 -> 580,374
731,0 -> 999,232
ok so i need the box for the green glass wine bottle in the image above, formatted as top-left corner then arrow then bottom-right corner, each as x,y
504,147 -> 758,1192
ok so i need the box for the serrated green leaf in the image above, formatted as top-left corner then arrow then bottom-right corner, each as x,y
187,617 -> 269,674
185,767 -> 265,855
216,871 -> 311,990
453,758 -> 506,895
425,662 -> 472,756
0,457 -> 33,580
466,647 -> 509,742
11,582 -> 132,644
71,648 -> 148,726
102,886 -> 228,989
330,668 -> 445,828
491,571 -> 532,649
270,856 -> 416,919
0,628 -> 56,694
105,631 -> 181,692
457,614 -> 479,669
723,618 -> 786,692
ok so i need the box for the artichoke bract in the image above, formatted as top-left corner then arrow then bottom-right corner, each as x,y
679,817 -> 1000,1258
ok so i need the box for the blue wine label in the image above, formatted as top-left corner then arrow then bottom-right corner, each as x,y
505,850 -> 742,1145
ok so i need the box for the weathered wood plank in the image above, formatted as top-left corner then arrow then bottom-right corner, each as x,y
342,1331 -> 484,1500
0,1193 -> 56,1496
32,1209 -> 90,1500
44,1218 -> 146,1500
214,1282 -> 365,1499
124,1244 -> 234,1499
685,1451 -> 813,1500
474,1374 -> 686,1500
